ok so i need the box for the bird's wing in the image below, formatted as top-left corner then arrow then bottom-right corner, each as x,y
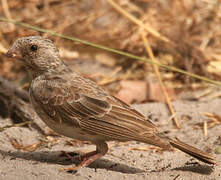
31,73 -> 159,142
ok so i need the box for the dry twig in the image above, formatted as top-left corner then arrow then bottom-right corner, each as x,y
107,0 -> 170,43
141,31 -> 180,129
1,0 -> 14,31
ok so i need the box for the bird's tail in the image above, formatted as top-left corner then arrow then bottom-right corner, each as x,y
169,139 -> 216,165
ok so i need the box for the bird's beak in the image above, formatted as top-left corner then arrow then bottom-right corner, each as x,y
6,48 -> 22,59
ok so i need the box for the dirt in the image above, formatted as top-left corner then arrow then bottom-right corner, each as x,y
0,97 -> 220,180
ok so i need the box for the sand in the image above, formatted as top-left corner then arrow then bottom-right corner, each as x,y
0,98 -> 220,180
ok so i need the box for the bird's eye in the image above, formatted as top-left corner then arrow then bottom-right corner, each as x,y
30,45 -> 38,51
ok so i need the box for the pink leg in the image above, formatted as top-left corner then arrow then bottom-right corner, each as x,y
60,152 -> 104,171
59,142 -> 108,171
61,150 -> 98,161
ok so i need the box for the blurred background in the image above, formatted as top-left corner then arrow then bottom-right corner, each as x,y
0,2 -> 221,177
0,0 -> 221,104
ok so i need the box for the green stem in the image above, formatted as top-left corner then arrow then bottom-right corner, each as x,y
1,16 -> 221,86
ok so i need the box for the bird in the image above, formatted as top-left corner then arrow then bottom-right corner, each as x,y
6,36 -> 216,171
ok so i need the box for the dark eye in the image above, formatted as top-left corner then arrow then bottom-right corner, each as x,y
30,45 -> 38,51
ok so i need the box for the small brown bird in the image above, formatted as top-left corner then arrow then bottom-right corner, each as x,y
6,36 -> 215,171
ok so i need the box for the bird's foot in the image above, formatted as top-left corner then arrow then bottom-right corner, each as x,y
59,151 -> 103,171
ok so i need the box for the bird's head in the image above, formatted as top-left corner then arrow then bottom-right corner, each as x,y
6,36 -> 65,77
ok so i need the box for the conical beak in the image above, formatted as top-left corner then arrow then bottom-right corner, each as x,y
6,48 -> 22,59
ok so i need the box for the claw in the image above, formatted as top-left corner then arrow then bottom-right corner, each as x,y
59,142 -> 108,172
60,151 -> 81,161
59,151 -> 103,171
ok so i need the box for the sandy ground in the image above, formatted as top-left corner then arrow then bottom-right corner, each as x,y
0,97 -> 220,180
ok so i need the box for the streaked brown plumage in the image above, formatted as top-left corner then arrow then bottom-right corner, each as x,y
6,36 -> 215,170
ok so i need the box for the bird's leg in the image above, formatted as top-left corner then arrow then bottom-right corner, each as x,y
60,142 -> 108,171
61,150 -> 97,161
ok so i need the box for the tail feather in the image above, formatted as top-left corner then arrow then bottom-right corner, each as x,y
170,139 -> 216,165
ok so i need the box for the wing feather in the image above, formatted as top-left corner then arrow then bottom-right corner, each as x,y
31,73 -> 158,142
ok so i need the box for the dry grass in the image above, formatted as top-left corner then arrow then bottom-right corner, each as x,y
0,0 -> 221,98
